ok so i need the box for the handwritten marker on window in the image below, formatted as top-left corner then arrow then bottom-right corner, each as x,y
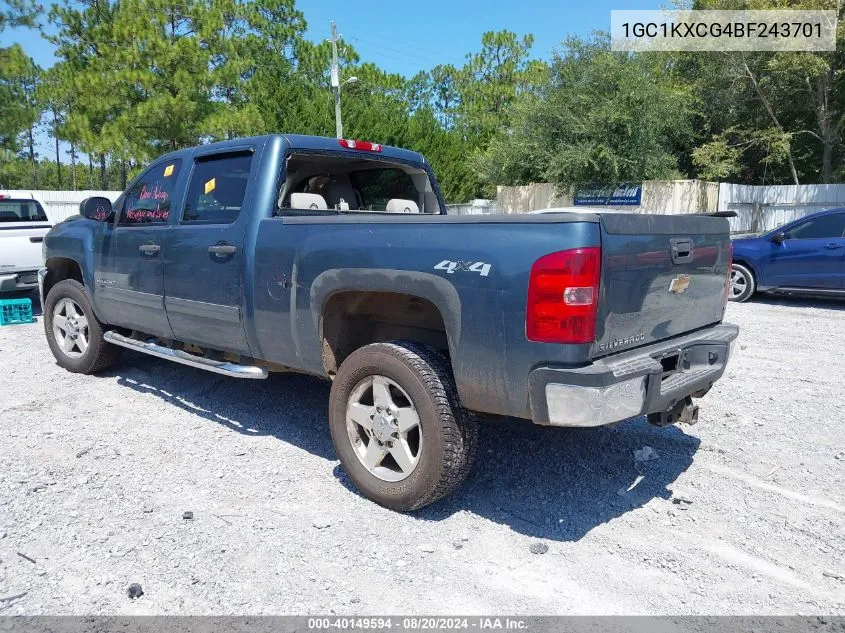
164,164 -> 174,177
204,178 -> 216,195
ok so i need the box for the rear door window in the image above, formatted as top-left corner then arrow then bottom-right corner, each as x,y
182,153 -> 252,224
118,159 -> 182,226
0,199 -> 48,222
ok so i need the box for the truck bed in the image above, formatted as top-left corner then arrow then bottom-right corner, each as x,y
253,209 -> 731,419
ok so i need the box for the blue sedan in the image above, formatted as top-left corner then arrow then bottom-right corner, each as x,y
730,208 -> 845,301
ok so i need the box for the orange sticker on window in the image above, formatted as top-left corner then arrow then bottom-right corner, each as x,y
204,178 -> 216,194
163,164 -> 174,177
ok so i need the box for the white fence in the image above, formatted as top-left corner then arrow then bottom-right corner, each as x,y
718,183 -> 845,233
496,181 -> 845,233
0,189 -> 121,224
497,180 -> 720,215
446,199 -> 498,215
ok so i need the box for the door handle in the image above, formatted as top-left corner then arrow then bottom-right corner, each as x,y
670,238 -> 694,264
824,242 -> 842,249
208,243 -> 237,257
138,244 -> 161,255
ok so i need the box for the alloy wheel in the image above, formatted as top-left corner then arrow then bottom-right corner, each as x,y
52,297 -> 89,358
730,268 -> 748,299
345,375 -> 423,482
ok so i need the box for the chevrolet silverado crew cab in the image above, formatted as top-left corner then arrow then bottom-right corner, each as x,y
40,134 -> 738,511
0,193 -> 51,293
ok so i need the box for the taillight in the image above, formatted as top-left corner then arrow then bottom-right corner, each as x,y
723,241 -> 734,306
338,139 -> 382,152
526,247 -> 601,344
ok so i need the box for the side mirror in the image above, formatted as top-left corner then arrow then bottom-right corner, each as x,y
771,231 -> 786,244
80,196 -> 114,222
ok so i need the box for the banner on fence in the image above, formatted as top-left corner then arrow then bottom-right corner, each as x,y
573,183 -> 642,206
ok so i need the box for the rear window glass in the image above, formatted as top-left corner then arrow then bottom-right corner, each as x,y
280,154 -> 438,214
0,200 -> 48,222
350,169 -> 418,211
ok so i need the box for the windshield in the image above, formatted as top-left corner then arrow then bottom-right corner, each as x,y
279,154 -> 441,214
0,199 -> 49,223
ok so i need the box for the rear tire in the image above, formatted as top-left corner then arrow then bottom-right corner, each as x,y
328,340 -> 477,512
44,279 -> 121,374
729,263 -> 755,302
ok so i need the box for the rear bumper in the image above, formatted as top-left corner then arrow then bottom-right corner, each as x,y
528,323 -> 739,427
0,270 -> 40,292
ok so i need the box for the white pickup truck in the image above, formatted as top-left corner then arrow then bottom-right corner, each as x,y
0,194 -> 52,293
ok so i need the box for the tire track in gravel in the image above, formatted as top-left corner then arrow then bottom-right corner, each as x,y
705,463 -> 845,513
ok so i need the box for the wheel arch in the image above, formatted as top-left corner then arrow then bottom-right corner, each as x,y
311,269 -> 461,378
731,257 -> 757,279
731,257 -> 760,287
43,256 -> 84,299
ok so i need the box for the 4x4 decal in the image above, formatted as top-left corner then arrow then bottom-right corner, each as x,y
434,260 -> 492,277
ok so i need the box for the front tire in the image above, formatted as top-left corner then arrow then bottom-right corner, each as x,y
328,341 -> 477,512
729,263 -> 756,302
44,279 -> 121,374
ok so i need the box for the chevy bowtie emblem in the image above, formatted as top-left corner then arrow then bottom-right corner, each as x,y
669,274 -> 691,294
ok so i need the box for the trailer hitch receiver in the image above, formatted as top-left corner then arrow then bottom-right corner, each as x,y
648,397 -> 699,427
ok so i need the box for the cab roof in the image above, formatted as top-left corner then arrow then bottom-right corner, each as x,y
283,134 -> 425,164
154,134 -> 426,166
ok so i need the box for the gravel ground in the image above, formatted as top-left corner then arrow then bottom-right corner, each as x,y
1,293 -> 844,615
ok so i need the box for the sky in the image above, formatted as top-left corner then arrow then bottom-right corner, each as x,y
298,0 -> 653,77
0,0 -> 657,165
2,0 -> 660,80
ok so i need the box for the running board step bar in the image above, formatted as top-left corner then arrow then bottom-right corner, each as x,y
104,331 -> 268,379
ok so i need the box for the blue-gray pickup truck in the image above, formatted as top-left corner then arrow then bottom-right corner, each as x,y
40,134 -> 738,510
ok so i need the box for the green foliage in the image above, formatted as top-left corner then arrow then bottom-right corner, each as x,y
685,0 -> 845,183
0,155 -> 130,189
0,44 -> 40,154
1,13 -> 557,201
4,0 -> 844,201
691,134 -> 743,181
454,31 -> 546,142
692,126 -> 793,181
475,34 -> 692,189
0,0 -> 40,31
46,0 -> 307,160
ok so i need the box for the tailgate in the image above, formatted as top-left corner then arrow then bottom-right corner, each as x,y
0,223 -> 51,273
594,214 -> 730,357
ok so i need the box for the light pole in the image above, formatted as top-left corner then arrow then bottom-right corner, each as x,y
330,21 -> 358,139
